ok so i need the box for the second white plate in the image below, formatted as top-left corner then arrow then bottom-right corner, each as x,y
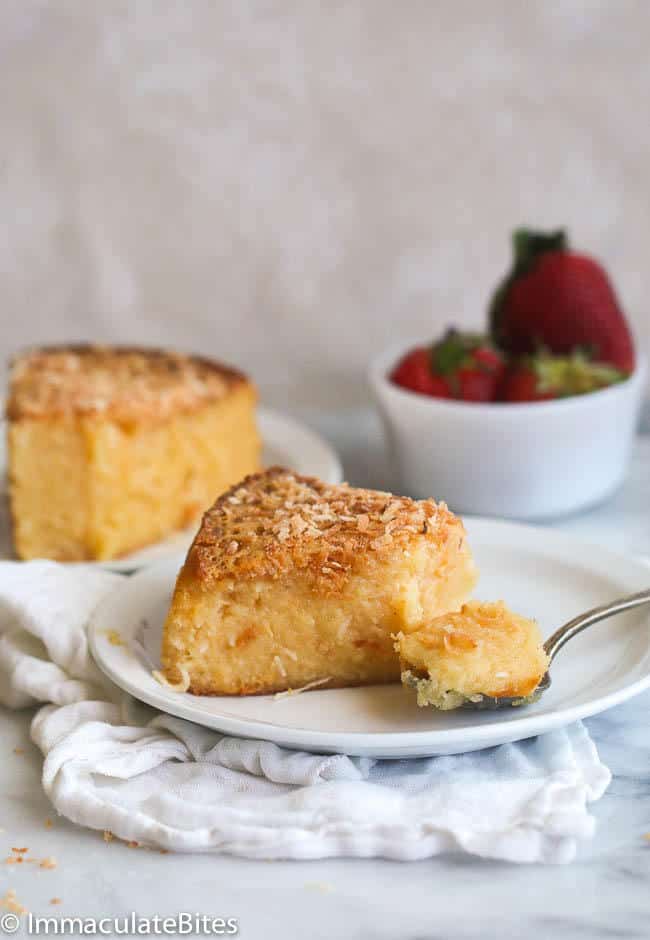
89,518 -> 650,758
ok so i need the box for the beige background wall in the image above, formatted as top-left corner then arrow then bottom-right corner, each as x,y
2,1 -> 648,409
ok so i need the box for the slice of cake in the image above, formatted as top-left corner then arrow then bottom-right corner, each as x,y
6,345 -> 260,561
396,600 -> 549,710
161,467 -> 477,695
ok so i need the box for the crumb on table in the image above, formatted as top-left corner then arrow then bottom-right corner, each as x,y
304,881 -> 334,893
0,888 -> 27,914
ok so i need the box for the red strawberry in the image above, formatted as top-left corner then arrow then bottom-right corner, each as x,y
457,367 -> 502,402
390,347 -> 451,397
431,330 -> 505,402
391,331 -> 505,401
499,351 -> 626,403
490,229 -> 635,372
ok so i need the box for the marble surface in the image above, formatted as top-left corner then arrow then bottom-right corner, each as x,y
1,698 -> 649,939
0,421 -> 649,938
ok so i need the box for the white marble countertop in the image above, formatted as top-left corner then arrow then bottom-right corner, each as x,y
1,415 -> 649,939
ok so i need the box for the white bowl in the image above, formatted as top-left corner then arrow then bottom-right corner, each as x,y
369,342 -> 648,520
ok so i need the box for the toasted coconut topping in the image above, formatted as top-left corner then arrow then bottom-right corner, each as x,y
7,345 -> 248,422
273,677 -> 332,699
185,467 -> 467,590
272,655 -> 287,678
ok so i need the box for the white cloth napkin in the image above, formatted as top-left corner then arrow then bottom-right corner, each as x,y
0,561 -> 611,864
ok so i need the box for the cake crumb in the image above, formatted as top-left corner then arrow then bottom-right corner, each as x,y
12,848 -> 28,854
50,898 -> 62,906
152,667 -> 190,693
44,818 -> 53,829
39,856 -> 57,870
13,747 -> 24,756
126,841 -> 139,849
105,629 -> 125,647
304,881 -> 334,893
0,888 -> 27,915
103,830 -> 114,843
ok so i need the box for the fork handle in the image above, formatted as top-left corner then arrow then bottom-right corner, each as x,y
543,588 -> 650,663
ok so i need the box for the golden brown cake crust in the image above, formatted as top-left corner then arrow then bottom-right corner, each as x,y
6,345 -> 249,423
184,466 -> 468,593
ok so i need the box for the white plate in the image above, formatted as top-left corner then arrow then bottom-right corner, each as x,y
88,518 -> 650,758
0,407 -> 343,572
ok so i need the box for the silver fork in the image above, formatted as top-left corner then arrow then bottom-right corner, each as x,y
463,587 -> 650,710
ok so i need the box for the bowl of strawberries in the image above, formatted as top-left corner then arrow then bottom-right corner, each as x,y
370,228 -> 647,519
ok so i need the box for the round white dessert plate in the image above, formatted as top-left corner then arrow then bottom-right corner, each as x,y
89,518 -> 650,758
0,407 -> 343,572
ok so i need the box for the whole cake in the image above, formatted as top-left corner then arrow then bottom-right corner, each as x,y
161,467 -> 477,694
6,345 -> 260,561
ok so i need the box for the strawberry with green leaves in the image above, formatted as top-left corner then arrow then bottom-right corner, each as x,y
499,350 -> 626,403
390,347 -> 452,398
490,229 -> 635,373
391,330 -> 505,402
